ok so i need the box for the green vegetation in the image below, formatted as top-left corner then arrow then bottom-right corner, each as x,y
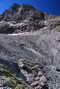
54,25 -> 60,32
0,66 -> 34,89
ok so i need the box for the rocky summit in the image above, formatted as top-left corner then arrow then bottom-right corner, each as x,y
0,3 -> 60,89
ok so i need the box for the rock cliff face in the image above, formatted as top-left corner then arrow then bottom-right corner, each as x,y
0,3 -> 59,34
0,3 -> 45,33
0,3 -> 60,89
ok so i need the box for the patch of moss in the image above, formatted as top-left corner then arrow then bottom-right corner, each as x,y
54,25 -> 60,32
0,67 -> 33,89
15,84 -> 26,89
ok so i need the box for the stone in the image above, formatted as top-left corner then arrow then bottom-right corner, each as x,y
35,76 -> 40,81
40,82 -> 45,86
26,73 -> 33,82
18,61 -> 24,68
31,81 -> 39,87
40,75 -> 47,83
35,85 -> 41,89
38,71 -> 43,77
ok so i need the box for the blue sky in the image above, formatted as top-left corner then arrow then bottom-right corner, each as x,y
0,0 -> 60,15
0,0 -> 33,13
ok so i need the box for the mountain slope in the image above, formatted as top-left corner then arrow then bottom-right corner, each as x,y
0,3 -> 60,89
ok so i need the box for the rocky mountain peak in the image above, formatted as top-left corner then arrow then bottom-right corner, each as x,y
0,3 -> 44,22
0,3 -> 46,33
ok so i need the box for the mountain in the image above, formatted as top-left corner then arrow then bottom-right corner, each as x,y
0,3 -> 59,34
0,3 -> 45,22
0,3 -> 60,89
0,3 -> 46,33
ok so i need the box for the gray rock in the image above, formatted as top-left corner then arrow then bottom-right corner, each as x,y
31,81 -> 39,87
26,73 -> 33,82
39,75 -> 47,87
40,75 -> 47,83
38,71 -> 43,77
18,60 -> 24,68
34,76 -> 40,81
35,85 -> 41,89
